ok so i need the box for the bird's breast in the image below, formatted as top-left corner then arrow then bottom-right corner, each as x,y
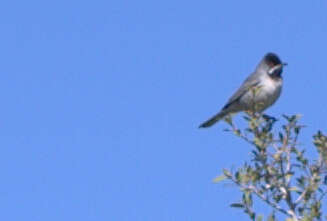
256,76 -> 282,110
241,76 -> 282,112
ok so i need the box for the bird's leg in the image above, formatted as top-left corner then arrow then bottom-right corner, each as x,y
245,105 -> 261,117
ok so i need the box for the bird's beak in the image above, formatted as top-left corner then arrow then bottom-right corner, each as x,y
282,62 -> 288,66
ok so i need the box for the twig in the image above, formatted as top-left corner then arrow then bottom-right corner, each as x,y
228,176 -> 290,217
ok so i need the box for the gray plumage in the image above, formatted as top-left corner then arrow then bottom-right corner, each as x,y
199,53 -> 286,128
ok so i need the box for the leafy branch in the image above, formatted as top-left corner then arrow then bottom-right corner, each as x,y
215,114 -> 327,221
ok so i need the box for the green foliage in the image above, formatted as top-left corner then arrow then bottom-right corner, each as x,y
218,114 -> 327,221
213,174 -> 227,183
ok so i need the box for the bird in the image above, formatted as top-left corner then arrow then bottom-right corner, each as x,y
199,52 -> 287,128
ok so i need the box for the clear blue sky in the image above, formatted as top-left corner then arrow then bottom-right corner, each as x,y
0,1 -> 326,220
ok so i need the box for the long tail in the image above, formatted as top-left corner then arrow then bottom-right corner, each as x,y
198,111 -> 227,128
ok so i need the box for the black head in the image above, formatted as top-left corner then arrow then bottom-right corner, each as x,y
262,53 -> 287,78
264,53 -> 282,67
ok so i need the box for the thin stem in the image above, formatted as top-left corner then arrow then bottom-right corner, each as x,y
229,176 -> 290,217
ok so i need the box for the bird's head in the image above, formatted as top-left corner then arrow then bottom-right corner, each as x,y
258,53 -> 287,78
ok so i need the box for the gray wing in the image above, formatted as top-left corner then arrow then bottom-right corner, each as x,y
222,71 -> 262,110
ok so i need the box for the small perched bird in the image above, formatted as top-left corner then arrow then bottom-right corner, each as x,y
199,52 -> 287,128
